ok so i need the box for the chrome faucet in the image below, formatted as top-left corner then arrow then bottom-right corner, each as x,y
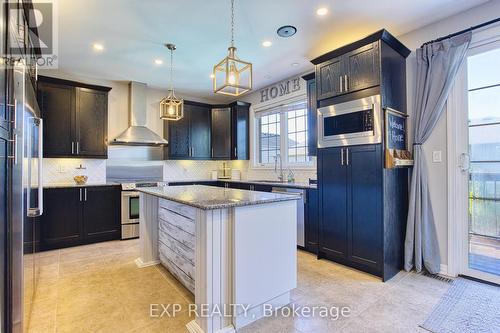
274,154 -> 284,182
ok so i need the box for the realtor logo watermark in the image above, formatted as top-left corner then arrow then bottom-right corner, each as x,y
4,0 -> 58,68
150,303 -> 351,321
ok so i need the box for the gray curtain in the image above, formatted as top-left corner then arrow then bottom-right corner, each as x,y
404,32 -> 472,273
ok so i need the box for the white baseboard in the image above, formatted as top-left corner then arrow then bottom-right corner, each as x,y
439,264 -> 450,277
134,257 -> 160,268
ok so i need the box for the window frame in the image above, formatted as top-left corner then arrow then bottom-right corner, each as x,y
253,100 -> 315,169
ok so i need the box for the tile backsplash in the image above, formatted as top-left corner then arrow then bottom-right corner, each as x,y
43,158 -> 317,185
43,158 -> 107,185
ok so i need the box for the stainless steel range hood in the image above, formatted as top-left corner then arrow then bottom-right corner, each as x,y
112,82 -> 168,146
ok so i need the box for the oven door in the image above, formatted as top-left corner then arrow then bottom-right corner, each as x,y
121,191 -> 140,224
318,95 -> 382,148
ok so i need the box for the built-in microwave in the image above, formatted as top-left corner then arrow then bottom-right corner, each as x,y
318,94 -> 382,148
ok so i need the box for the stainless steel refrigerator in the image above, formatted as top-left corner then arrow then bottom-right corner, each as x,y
10,60 -> 43,333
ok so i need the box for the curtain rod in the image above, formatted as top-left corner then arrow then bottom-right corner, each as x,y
421,17 -> 500,47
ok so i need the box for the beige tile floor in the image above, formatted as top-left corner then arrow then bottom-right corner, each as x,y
24,239 -> 451,333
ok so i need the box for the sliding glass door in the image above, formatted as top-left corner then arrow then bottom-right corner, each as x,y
464,44 -> 500,282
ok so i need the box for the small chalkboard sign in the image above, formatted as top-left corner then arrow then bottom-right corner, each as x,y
384,107 -> 413,168
386,110 -> 407,150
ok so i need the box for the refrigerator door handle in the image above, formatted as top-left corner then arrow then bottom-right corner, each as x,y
27,118 -> 43,217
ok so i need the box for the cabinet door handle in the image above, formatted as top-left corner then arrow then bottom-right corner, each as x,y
341,148 -> 344,166
339,76 -> 343,93
71,142 -> 75,154
76,142 -> 80,154
346,148 -> 349,166
84,188 -> 87,201
344,75 -> 348,91
234,147 -> 237,158
79,188 -> 82,201
211,148 -> 214,158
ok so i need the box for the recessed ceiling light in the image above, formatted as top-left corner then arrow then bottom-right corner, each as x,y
262,40 -> 272,47
316,7 -> 328,16
291,62 -> 299,67
92,43 -> 104,51
154,59 -> 163,65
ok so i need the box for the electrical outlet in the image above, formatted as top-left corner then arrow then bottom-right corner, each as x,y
59,165 -> 68,173
432,151 -> 442,163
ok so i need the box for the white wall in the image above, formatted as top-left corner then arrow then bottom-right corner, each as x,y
397,0 -> 500,266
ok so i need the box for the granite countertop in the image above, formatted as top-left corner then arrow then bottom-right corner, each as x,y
137,185 -> 300,210
164,178 -> 317,189
43,182 -> 119,189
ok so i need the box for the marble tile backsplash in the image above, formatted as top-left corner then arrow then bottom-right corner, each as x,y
43,158 -> 107,185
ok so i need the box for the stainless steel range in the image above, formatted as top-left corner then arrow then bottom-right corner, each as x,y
107,165 -> 165,239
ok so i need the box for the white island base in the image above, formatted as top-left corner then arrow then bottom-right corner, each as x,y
137,188 -> 297,333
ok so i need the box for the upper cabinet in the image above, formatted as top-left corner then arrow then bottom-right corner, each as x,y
302,73 -> 317,156
230,101 -> 250,160
211,107 -> 231,160
166,100 -> 250,161
166,101 -> 211,160
312,30 -> 410,104
37,76 -> 111,158
315,42 -> 379,100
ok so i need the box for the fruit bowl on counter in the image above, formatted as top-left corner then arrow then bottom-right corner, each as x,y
73,175 -> 88,185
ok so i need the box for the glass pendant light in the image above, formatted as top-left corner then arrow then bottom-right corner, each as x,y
213,0 -> 252,96
160,43 -> 184,121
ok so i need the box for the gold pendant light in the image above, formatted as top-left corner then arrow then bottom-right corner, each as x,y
160,43 -> 184,121
213,0 -> 252,96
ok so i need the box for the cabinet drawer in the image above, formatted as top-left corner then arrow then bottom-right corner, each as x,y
159,198 -> 197,220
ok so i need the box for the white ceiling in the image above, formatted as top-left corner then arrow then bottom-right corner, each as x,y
54,0 -> 487,103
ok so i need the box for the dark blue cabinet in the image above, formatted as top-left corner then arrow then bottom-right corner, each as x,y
318,147 -> 348,260
305,188 -> 319,254
348,145 -> 382,270
319,144 -> 386,276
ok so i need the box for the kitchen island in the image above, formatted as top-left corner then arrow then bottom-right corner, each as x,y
136,185 -> 298,333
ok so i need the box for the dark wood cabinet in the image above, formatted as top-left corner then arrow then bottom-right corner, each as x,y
189,104 -> 211,159
40,186 -> 120,250
167,101 -> 211,159
316,56 -> 344,100
348,145 -> 382,269
38,76 -> 111,158
38,82 -> 74,157
231,101 -> 250,160
318,145 -> 388,277
311,29 -> 412,105
303,73 -> 317,156
82,186 -> 120,243
318,147 -> 348,260
40,187 -> 82,250
75,88 -> 108,157
305,188 -> 319,254
167,100 -> 250,161
315,42 -> 379,101
344,42 -> 380,93
211,107 -> 231,159
167,110 -> 190,159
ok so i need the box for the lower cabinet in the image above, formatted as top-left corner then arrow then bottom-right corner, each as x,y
40,186 -> 121,251
318,145 -> 383,276
305,188 -> 319,254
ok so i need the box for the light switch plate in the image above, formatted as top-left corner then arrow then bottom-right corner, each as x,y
432,151 -> 442,163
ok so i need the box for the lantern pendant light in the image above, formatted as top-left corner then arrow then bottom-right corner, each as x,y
213,0 -> 252,96
160,43 -> 184,121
